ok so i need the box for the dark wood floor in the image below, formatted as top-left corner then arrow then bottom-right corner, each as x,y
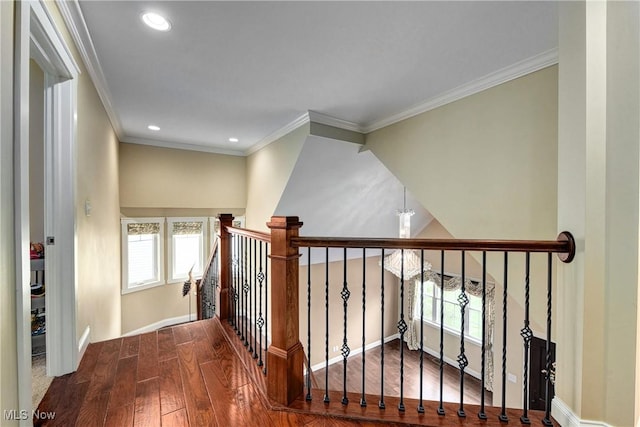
312,339 -> 492,407
35,318 -> 555,426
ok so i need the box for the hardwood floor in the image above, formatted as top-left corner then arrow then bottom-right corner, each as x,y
35,318 -> 555,426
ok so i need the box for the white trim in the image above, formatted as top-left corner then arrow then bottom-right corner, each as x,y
362,48 -> 559,133
310,333 -> 399,372
120,137 -> 245,157
244,112 -> 310,156
308,110 -> 363,133
552,397 -> 612,427
55,0 -> 123,137
78,325 -> 90,359
121,217 -> 165,294
123,314 -> 192,337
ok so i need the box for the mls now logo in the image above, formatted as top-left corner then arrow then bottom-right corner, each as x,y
3,409 -> 56,421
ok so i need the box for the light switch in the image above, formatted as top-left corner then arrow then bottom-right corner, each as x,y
85,199 -> 92,216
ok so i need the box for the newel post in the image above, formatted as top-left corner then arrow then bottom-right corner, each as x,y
266,216 -> 305,406
217,213 -> 234,320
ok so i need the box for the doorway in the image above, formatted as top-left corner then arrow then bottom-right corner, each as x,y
528,336 -> 556,411
15,1 -> 80,418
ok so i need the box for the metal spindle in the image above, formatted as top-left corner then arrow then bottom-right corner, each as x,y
379,248 -> 386,410
398,249 -> 406,412
542,252 -> 554,426
457,251 -> 468,418
306,247 -> 312,401
418,250 -> 425,414
360,247 -> 367,407
234,235 -> 240,331
323,246 -> 330,403
243,236 -> 248,345
521,252 -> 532,424
478,251 -> 488,420
438,250 -> 445,416
250,239 -> 256,356
499,252 -> 509,422
341,248 -> 350,405
257,241 -> 264,368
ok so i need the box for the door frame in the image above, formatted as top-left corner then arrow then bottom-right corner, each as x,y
14,0 -> 79,416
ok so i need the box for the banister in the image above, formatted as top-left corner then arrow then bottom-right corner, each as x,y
291,231 -> 575,263
225,225 -> 271,243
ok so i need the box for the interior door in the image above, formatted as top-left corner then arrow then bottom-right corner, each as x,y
529,336 -> 555,411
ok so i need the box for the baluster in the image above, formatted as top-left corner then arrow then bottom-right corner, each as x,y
457,251 -> 468,418
521,252 -> 532,424
253,239 -> 258,358
542,253 -> 554,426
257,241 -> 265,368
244,236 -> 250,347
306,247 -> 312,401
379,248 -> 386,410
398,249 -> 406,412
234,234 -> 239,331
499,252 -> 509,422
263,242 -> 269,375
360,248 -> 367,407
417,250 -> 425,414
341,247 -> 350,405
438,250 -> 445,416
240,236 -> 245,342
323,247 -> 330,403
478,251 -> 488,420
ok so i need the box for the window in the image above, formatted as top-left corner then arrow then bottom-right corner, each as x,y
415,279 -> 483,341
121,218 -> 164,293
168,218 -> 206,282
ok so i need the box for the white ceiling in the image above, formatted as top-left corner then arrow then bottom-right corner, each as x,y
66,1 -> 558,155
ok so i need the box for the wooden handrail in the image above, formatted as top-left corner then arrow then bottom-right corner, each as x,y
291,231 -> 575,262
225,225 -> 271,243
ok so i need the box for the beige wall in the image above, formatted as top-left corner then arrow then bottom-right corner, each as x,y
46,2 -> 123,343
300,255 -> 399,367
245,125 -> 308,231
29,60 -> 45,243
366,67 -> 559,408
0,0 -> 17,417
119,143 -> 246,209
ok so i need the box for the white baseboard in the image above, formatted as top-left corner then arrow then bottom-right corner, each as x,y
552,397 -> 612,427
309,333 -> 400,372
78,326 -> 91,360
421,346 -> 481,380
123,314 -> 192,337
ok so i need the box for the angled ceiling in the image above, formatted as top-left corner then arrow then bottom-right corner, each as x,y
61,1 -> 558,155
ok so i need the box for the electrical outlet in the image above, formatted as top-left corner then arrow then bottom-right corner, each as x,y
332,345 -> 339,352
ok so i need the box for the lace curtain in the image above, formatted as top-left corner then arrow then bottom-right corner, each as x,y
403,271 -> 495,392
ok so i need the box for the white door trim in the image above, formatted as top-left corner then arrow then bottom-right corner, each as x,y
14,0 -> 79,418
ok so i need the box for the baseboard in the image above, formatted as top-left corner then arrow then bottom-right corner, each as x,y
122,314 -> 192,337
78,326 -> 91,360
552,397 -> 612,427
309,333 -> 400,372
421,346 -> 482,380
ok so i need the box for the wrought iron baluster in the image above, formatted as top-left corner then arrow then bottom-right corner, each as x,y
499,252 -> 509,422
234,234 -> 239,330
379,248 -> 386,410
438,250 -> 445,416
306,247 -> 312,401
457,251 -> 468,418
323,246 -> 330,403
418,250 -> 425,414
252,239 -> 258,358
341,247 -> 350,405
257,241 -> 265,368
398,249 -> 406,412
542,253 -> 554,426
360,247 -> 367,407
242,236 -> 248,344
521,252 -> 532,424
478,251 -> 488,420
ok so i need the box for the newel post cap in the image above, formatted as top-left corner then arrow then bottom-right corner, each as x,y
267,216 -> 303,230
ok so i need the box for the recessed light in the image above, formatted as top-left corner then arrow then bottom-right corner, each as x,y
229,137 -> 239,143
141,12 -> 171,32
148,125 -> 160,131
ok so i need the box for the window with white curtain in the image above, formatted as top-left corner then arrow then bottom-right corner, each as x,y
168,217 -> 206,282
121,218 -> 164,293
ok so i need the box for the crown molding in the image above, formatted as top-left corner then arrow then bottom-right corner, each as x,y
244,112 -> 311,156
363,48 -> 559,133
55,0 -> 124,137
308,110 -> 363,133
121,136 -> 245,157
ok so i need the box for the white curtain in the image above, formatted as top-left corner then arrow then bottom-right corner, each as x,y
404,271 -> 495,392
